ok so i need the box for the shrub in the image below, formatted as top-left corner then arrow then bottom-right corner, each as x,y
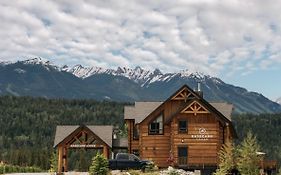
145,160 -> 157,172
89,153 -> 109,175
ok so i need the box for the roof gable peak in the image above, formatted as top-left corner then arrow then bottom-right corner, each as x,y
181,100 -> 210,115
170,85 -> 201,102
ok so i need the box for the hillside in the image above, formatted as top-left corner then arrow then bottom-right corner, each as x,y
0,96 -> 280,171
0,58 -> 281,114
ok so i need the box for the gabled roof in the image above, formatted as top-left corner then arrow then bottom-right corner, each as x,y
124,102 -> 162,123
165,99 -> 232,124
54,125 -> 79,147
53,125 -> 113,148
130,84 -> 237,138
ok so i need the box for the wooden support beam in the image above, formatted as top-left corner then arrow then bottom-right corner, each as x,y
103,146 -> 109,159
63,147 -> 68,172
225,124 -> 230,143
57,146 -> 63,175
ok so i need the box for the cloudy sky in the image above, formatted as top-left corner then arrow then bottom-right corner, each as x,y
0,0 -> 281,100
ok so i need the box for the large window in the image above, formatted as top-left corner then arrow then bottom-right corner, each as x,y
179,120 -> 188,133
149,113 -> 163,134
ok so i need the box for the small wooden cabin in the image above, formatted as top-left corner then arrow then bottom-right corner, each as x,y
125,85 -> 237,173
53,125 -> 128,174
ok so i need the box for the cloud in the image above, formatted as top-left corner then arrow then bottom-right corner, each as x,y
0,0 -> 281,76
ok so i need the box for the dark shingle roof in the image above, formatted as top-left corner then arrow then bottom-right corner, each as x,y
124,102 -> 162,123
53,125 -> 113,148
210,102 -> 233,121
54,125 -> 79,147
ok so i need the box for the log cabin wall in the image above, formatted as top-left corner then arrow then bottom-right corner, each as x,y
138,100 -> 185,167
172,113 -> 221,167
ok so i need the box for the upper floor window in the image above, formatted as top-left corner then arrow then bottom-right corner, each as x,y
149,113 -> 163,134
179,120 -> 187,133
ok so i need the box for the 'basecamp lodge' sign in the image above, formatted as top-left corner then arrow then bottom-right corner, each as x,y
69,144 -> 102,148
191,128 -> 214,140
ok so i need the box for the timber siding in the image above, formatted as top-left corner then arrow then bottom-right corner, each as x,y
125,85 -> 236,169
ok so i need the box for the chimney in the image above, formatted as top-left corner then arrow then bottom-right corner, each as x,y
196,82 -> 203,97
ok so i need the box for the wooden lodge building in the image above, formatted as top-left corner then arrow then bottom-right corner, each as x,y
124,84 -> 237,173
53,84 -> 277,174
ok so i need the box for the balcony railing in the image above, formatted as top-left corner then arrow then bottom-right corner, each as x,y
178,157 -> 187,165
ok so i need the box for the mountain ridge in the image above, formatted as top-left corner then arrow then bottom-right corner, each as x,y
276,97 -> 281,105
1,57 -> 211,86
1,57 -> 281,114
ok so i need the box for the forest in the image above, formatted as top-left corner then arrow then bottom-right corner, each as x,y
0,96 -> 280,171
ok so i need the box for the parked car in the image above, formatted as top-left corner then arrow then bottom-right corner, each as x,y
109,153 -> 150,171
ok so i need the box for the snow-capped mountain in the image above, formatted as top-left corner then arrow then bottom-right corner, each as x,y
276,97 -> 281,105
65,63 -> 210,87
1,57 -> 281,114
1,58 -> 214,87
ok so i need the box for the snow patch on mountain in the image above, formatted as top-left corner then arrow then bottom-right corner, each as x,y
67,64 -> 114,78
276,97 -> 281,105
0,61 -> 12,65
18,57 -> 60,71
14,68 -> 26,74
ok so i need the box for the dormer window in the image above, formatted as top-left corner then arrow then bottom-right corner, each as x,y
149,113 -> 163,134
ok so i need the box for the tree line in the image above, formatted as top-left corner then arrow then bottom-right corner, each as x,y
0,95 -> 280,171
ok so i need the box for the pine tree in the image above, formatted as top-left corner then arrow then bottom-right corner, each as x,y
89,153 -> 109,175
49,151 -> 58,174
237,131 -> 260,175
213,141 -> 236,175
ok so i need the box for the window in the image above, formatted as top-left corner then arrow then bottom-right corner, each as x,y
149,113 -> 163,134
133,124 -> 139,140
179,120 -> 187,133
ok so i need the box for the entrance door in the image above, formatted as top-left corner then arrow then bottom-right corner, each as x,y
178,147 -> 188,165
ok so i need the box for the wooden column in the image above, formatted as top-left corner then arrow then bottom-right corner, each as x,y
63,147 -> 68,172
57,146 -> 63,175
225,123 -> 230,143
103,146 -> 109,159
126,120 -> 132,153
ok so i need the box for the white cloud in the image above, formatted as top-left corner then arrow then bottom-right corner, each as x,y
0,0 -> 281,76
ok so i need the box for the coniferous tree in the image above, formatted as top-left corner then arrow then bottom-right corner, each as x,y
237,131 -> 260,175
89,153 -> 109,175
49,151 -> 58,174
213,141 -> 236,175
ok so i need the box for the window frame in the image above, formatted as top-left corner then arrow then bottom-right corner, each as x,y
148,112 -> 164,135
178,120 -> 188,133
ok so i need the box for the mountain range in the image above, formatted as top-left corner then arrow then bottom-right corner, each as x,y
0,57 -> 281,114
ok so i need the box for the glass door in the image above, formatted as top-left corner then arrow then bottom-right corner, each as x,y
178,147 -> 188,165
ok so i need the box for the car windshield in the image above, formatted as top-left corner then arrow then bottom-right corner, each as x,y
129,154 -> 140,161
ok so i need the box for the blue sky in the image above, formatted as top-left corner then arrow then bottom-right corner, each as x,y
0,0 -> 280,100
